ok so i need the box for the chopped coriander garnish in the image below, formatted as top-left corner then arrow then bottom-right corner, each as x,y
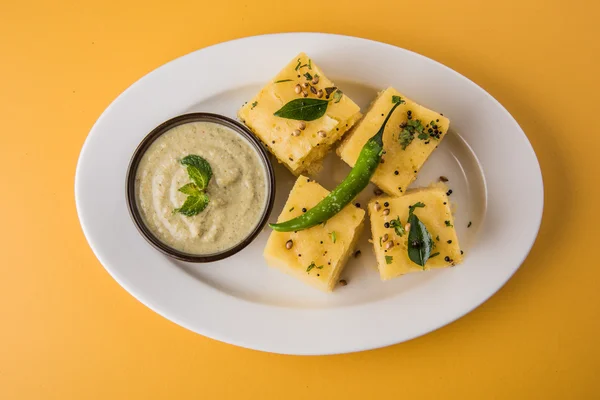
435,235 -> 440,241
333,90 -> 343,103
379,236 -> 383,247
429,252 -> 440,258
317,265 -> 323,269
288,207 -> 295,212
306,262 -> 316,273
392,95 -> 405,104
274,79 -> 293,83
385,255 -> 393,264
398,119 -> 425,150
331,231 -> 337,243
445,220 -> 453,227
389,216 -> 405,236
251,101 -> 258,109
308,59 -> 312,69
408,202 -> 425,216
398,129 -> 413,150
303,72 -> 313,80
294,58 -> 301,71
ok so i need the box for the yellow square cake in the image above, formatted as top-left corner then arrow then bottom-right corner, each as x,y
338,87 -> 449,196
368,186 -> 462,280
239,53 -> 362,176
264,175 -> 365,292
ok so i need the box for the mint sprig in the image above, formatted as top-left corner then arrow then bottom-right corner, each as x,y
174,155 -> 212,217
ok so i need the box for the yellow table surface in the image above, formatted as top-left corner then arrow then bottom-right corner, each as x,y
2,0 -> 599,398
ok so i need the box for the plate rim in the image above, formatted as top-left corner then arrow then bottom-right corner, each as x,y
75,32 -> 544,355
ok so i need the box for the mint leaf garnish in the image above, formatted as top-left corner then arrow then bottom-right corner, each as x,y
180,155 -> 212,190
174,192 -> 209,217
178,182 -> 201,196
175,155 -> 212,217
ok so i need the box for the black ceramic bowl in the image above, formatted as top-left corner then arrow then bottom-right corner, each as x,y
126,113 -> 275,263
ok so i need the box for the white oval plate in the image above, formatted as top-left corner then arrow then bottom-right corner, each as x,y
76,33 -> 543,355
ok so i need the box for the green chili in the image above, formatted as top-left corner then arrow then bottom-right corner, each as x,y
270,100 -> 403,232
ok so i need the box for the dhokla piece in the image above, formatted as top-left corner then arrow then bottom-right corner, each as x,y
338,87 -> 450,196
368,187 -> 462,280
264,175 -> 365,292
239,52 -> 362,176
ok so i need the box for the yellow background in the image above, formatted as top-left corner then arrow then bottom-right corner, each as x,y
1,0 -> 599,398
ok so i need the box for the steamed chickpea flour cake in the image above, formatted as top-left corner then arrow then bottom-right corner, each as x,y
238,52 -> 362,176
135,121 -> 268,254
238,52 -> 464,291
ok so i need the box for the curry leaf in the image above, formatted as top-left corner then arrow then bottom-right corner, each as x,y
407,213 -> 433,267
273,98 -> 329,121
